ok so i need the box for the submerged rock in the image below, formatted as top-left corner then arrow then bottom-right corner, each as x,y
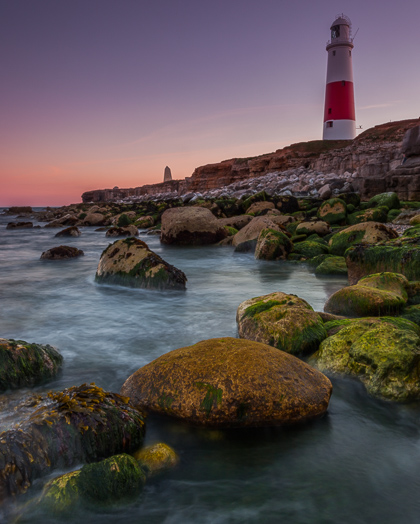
161,207 -> 227,245
0,384 -> 146,500
134,443 -> 179,479
6,222 -> 33,229
236,292 -> 327,355
312,318 -> 420,401
121,338 -> 332,428
105,225 -> 139,237
95,237 -> 187,290
40,245 -> 84,260
0,338 -> 63,392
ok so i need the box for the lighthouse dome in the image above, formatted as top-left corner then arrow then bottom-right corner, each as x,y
331,16 -> 351,28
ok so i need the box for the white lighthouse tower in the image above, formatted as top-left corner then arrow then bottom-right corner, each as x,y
323,14 -> 356,140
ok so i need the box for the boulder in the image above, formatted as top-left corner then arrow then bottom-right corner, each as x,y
317,198 -> 347,225
135,215 -> 155,228
40,246 -> 84,260
0,338 -> 63,392
254,228 -> 293,260
328,222 -> 398,256
246,201 -> 275,215
120,337 -> 332,428
346,236 -> 420,284
5,206 -> 32,215
324,272 -> 408,317
366,192 -> 400,210
409,214 -> 420,226
39,470 -> 81,516
232,216 -> 282,247
292,240 -> 329,259
392,209 -> 420,225
55,226 -> 81,237
83,213 -> 106,226
0,384 -> 145,499
402,124 -> 420,157
134,443 -> 179,479
347,206 -> 388,225
236,292 -> 327,355
105,225 -> 139,238
312,318 -> 420,401
6,222 -> 33,229
295,221 -> 331,237
318,184 -> 332,200
161,207 -> 227,245
95,238 -> 187,290
218,215 -> 253,231
315,256 -> 347,276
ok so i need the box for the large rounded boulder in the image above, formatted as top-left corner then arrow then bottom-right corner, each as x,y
231,216 -> 283,248
237,292 -> 327,355
317,198 -> 347,225
254,228 -> 293,260
161,207 -> 227,245
0,338 -> 63,392
95,238 -> 187,290
121,337 -> 332,428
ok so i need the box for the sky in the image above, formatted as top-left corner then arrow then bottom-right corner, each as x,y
1,0 -> 420,206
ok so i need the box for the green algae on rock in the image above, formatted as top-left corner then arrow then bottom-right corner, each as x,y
315,256 -> 348,276
366,191 -> 400,211
95,237 -> 187,290
0,383 -> 146,500
254,228 -> 293,260
291,240 -> 329,259
312,318 -> 420,402
346,235 -> 420,284
120,337 -> 332,428
39,470 -> 81,516
328,222 -> 398,257
78,453 -> 145,505
134,442 -> 179,479
236,292 -> 327,355
324,272 -> 408,317
0,338 -> 63,392
317,198 -> 347,225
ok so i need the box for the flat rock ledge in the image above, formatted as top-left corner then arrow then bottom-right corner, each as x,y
120,337 -> 332,428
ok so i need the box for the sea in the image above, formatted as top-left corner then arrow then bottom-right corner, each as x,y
1,208 -> 420,523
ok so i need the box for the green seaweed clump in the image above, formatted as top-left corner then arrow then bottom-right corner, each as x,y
315,256 -> 347,276
292,240 -> 329,259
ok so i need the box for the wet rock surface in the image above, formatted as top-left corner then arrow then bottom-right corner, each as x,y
40,245 -> 84,260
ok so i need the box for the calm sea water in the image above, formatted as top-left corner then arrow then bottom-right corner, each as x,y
1,209 -> 420,523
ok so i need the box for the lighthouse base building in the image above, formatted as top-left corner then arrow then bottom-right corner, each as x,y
323,14 -> 356,140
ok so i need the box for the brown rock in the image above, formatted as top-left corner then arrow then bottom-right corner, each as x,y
55,226 -> 81,237
232,216 -> 282,247
218,215 -> 253,231
40,246 -> 84,260
6,222 -> 33,229
83,213 -> 106,226
161,207 -> 227,245
120,337 -> 332,428
246,201 -> 275,215
105,225 -> 139,237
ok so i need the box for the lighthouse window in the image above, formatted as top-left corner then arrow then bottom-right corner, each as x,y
349,50 -> 351,56
328,108 -> 332,114
342,80 -> 346,86
326,122 -> 333,128
333,51 -> 336,56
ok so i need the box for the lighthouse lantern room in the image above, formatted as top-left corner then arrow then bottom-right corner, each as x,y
323,14 -> 356,140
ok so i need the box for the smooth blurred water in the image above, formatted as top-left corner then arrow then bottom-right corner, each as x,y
1,209 -> 420,524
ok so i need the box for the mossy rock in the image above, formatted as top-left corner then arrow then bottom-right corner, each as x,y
317,198 -> 347,225
295,221 -> 330,237
78,454 -> 145,505
402,226 -> 420,238
134,443 -> 179,479
357,272 -> 408,300
346,236 -> 420,284
291,234 -> 307,243
293,240 -> 329,259
328,222 -> 398,257
315,256 -> 347,276
347,206 -> 388,225
135,215 -> 155,228
224,226 -> 238,236
305,234 -> 327,245
323,316 -> 420,337
0,338 -> 63,392
0,384 -> 146,498
237,292 -> 327,355
324,274 -> 407,317
95,238 -> 187,290
306,254 -> 335,268
117,213 -> 132,227
337,192 -> 361,208
401,305 -> 420,326
387,209 -> 401,222
312,318 -> 420,401
407,281 -> 420,305
120,337 -> 332,428
367,192 -> 400,211
254,228 -> 293,260
285,222 -> 300,235
40,470 -> 81,516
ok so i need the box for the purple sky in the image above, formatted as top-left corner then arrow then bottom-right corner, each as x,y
1,0 -> 420,205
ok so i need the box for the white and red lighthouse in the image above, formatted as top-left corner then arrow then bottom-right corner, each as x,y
323,14 -> 356,140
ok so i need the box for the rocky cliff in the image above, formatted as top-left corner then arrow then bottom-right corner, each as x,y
81,118 -> 420,203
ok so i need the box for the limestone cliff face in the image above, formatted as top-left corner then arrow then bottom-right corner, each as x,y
81,118 -> 420,203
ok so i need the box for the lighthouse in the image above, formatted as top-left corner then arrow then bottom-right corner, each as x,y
323,14 -> 356,140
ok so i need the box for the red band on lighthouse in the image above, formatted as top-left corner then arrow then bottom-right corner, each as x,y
324,81 -> 355,122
